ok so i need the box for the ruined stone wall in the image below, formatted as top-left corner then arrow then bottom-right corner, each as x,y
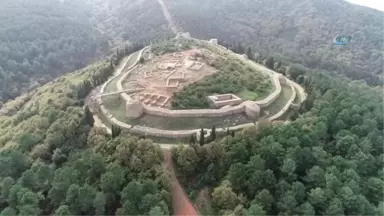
268,81 -> 297,121
97,47 -> 147,130
116,73 -> 282,119
208,94 -> 243,108
289,80 -> 307,104
130,125 -> 197,138
255,74 -> 282,108
94,40 -> 306,139
100,54 -> 134,94
142,103 -> 245,118
117,47 -> 149,103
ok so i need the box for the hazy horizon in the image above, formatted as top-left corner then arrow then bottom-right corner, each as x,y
346,0 -> 384,11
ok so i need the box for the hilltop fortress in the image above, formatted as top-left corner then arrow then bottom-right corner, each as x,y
91,33 -> 306,140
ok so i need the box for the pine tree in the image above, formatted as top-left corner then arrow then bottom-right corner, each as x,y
265,57 -> 274,69
111,125 -> 121,138
189,134 -> 196,145
199,128 -> 205,146
84,106 -> 94,126
246,47 -> 253,59
210,126 -> 216,142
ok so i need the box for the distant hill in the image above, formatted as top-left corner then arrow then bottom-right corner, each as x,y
0,0 -> 172,104
0,0 -> 108,103
166,0 -> 384,85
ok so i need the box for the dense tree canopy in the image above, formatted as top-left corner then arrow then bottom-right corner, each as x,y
0,58 -> 172,215
166,0 -> 384,85
0,0 -> 172,104
0,1 -> 383,215
172,68 -> 383,215
0,0 -> 110,103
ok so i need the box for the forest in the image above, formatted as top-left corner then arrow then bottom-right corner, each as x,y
0,0 -> 108,103
171,66 -> 384,215
166,0 -> 384,86
0,0 -> 172,105
0,56 -> 171,216
88,0 -> 173,43
0,0 -> 383,215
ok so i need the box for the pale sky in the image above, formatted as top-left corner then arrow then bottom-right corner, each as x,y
345,0 -> 384,11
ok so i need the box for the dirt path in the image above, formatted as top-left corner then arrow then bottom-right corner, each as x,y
156,0 -> 179,34
164,150 -> 200,216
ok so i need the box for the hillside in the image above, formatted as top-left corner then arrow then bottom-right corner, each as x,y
87,0 -> 173,43
0,0 -> 108,103
0,1 -> 382,213
165,0 -> 384,85
0,0 -> 172,104
172,65 -> 384,215
0,58 -> 172,216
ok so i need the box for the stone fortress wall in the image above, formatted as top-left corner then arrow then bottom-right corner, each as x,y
96,37 -> 306,139
120,69 -> 283,119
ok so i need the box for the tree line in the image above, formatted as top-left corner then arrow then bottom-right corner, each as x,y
0,0 -> 173,105
166,0 -> 383,86
171,64 -> 383,215
0,54 -> 172,215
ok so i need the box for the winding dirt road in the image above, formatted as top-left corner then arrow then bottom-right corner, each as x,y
164,150 -> 199,216
156,0 -> 179,34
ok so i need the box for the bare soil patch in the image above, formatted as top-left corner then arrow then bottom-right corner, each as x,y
164,150 -> 200,216
123,49 -> 217,108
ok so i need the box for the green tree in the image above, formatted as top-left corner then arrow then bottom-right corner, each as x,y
277,192 -> 297,215
55,205 -> 72,216
253,189 -> 274,212
298,202 -> 315,216
364,177 -> 383,204
18,133 -> 41,152
19,191 -> 39,206
305,166 -> 325,188
111,124 -> 121,138
281,158 -> 297,182
149,206 -> 165,216
78,184 -> 97,213
243,204 -> 266,216
246,47 -> 253,59
0,207 -> 16,216
291,181 -> 306,203
308,187 -> 327,211
18,204 -> 39,216
199,128 -> 205,146
52,148 -> 67,166
265,57 -> 274,69
375,202 -> 384,216
20,170 -> 37,190
84,106 -> 94,126
212,180 -> 239,211
93,192 -> 106,215
100,171 -> 124,195
325,198 -> 344,215
1,177 -> 15,200
189,134 -> 196,145
48,167 -> 80,207
228,163 -> 248,192
210,126 -> 216,142
65,184 -> 80,214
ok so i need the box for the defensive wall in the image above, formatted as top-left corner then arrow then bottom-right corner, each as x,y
268,79 -> 297,121
95,38 -> 306,139
120,73 -> 282,118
